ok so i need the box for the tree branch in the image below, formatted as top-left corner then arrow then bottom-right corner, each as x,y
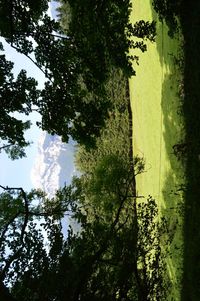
9,43 -> 54,84
0,144 -> 13,152
24,210 -> 73,217
0,186 -> 29,280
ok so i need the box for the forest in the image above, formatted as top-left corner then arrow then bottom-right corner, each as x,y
1,0 -> 199,300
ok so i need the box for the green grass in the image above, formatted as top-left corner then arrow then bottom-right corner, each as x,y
129,0 -> 185,299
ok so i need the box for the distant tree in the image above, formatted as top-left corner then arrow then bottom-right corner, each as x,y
152,0 -> 182,36
58,0 -> 156,79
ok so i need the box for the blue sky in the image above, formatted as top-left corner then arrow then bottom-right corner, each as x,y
0,39 -> 44,191
0,1 -> 56,191
0,1 -> 74,193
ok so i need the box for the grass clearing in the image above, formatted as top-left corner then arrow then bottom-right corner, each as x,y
129,0 -> 185,299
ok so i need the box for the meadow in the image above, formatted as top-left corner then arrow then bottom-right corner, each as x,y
129,0 -> 185,299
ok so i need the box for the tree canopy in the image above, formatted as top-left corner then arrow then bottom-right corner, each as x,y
0,42 -> 37,156
0,0 -> 156,150
0,156 -> 170,301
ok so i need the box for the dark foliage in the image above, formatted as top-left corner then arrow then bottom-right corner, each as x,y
59,0 -> 156,81
0,0 -> 156,148
152,0 -> 182,36
0,42 -> 38,154
0,177 -> 169,301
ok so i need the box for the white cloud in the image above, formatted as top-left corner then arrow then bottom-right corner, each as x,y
31,132 -> 76,197
47,2 -> 53,19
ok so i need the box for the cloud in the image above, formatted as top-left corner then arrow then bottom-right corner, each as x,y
47,2 -> 53,19
31,132 -> 76,197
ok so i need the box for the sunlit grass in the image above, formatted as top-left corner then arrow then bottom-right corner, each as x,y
129,0 -> 185,299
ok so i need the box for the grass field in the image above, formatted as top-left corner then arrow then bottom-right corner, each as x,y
129,0 -> 185,299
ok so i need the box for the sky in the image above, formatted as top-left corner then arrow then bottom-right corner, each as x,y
0,39 -> 44,190
0,1 -> 69,192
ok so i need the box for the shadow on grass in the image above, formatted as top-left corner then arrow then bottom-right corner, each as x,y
160,74 -> 185,299
150,1 -> 186,297
159,54 -> 185,300
179,1 -> 200,300
151,0 -> 200,299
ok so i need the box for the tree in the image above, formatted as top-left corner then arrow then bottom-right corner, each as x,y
0,186 -> 48,301
0,142 -> 31,160
0,153 -> 170,301
0,0 -> 156,148
0,42 -> 38,156
0,0 -> 109,148
58,0 -> 156,79
152,0 -> 182,36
